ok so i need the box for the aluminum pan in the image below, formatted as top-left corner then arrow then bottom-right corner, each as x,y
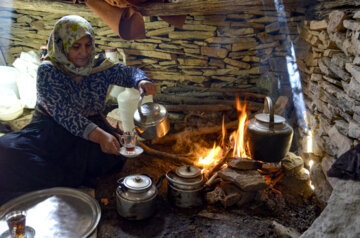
0,187 -> 101,238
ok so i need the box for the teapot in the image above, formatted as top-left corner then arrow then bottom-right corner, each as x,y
166,165 -> 204,208
116,174 -> 164,220
133,95 -> 170,140
245,96 -> 293,162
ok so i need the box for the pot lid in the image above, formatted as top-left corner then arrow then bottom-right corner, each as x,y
123,174 -> 152,192
255,113 -> 285,124
175,165 -> 201,178
134,102 -> 167,126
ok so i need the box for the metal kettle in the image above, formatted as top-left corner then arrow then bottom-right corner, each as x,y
166,165 -> 204,208
116,174 -> 164,220
133,95 -> 170,140
245,96 -> 293,162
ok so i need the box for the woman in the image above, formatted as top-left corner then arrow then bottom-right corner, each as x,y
0,15 -> 156,205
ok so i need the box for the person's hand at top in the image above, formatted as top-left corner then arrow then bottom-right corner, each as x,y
138,80 -> 156,96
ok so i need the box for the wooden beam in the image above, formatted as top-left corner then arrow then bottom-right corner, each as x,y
0,0 -> 95,17
0,0 -> 311,17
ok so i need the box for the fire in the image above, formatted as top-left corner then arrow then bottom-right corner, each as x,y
195,98 -> 250,172
195,143 -> 223,168
229,98 -> 249,158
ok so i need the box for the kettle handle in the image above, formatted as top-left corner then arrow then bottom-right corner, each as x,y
264,96 -> 274,129
116,178 -> 128,192
137,95 -> 144,117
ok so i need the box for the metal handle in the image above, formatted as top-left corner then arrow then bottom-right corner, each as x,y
264,96 -> 274,130
116,178 -> 128,192
137,95 -> 144,117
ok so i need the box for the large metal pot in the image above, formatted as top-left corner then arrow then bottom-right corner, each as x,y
116,174 -> 163,220
133,95 -> 170,140
166,165 -> 204,208
245,96 -> 293,162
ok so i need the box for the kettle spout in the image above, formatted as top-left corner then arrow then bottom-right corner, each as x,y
156,175 -> 165,189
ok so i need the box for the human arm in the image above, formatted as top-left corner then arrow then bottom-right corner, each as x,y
88,127 -> 120,155
107,64 -> 155,93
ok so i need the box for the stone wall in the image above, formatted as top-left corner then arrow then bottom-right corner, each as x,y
0,5 -> 307,97
296,0 -> 360,204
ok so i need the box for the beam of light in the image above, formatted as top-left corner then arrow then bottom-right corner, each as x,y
0,1 -> 14,66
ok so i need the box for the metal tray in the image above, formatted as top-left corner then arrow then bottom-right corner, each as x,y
0,187 -> 101,238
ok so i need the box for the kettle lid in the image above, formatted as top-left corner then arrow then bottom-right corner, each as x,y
123,174 -> 152,192
176,165 -> 201,178
255,113 -> 286,124
134,102 -> 168,126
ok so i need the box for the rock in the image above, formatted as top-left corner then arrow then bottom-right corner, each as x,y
310,162 -> 332,207
345,63 -> 360,84
217,168 -> 268,191
227,158 -> 262,170
349,120 -> 360,139
169,31 -> 215,40
334,119 -> 349,136
201,46 -> 228,58
272,221 -> 301,238
309,20 -> 328,30
295,167 -> 310,181
343,79 -> 360,102
236,191 -> 257,207
205,186 -> 225,204
282,152 -> 304,176
224,58 -> 251,69
328,126 -> 353,158
331,53 -> 353,69
300,180 -> 360,238
321,156 -> 340,189
221,194 -> 241,208
327,10 -> 348,33
343,19 -> 360,31
321,57 -> 351,81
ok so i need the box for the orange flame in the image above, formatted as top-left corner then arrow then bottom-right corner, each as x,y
195,98 -> 249,172
229,98 -> 249,158
195,143 -> 223,168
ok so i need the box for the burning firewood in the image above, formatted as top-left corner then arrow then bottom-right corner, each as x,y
151,120 -> 239,145
138,141 -> 195,165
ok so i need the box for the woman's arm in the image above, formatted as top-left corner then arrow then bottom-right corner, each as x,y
88,127 -> 120,155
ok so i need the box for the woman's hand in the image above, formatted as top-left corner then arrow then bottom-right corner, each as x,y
88,127 -> 120,155
138,80 -> 156,96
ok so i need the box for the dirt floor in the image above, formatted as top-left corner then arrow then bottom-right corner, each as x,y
95,153 -> 322,238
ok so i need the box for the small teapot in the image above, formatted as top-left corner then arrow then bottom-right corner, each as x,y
116,174 -> 164,220
133,95 -> 170,140
166,165 -> 204,208
245,96 -> 293,162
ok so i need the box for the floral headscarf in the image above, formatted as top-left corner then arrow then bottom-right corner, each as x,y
47,15 -> 100,76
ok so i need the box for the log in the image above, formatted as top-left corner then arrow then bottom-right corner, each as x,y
138,141 -> 195,165
0,0 -> 94,17
163,85 -> 268,94
139,0 -> 313,16
165,104 -> 233,112
1,0 -> 312,17
151,120 -> 240,145
174,91 -> 267,99
154,94 -> 264,111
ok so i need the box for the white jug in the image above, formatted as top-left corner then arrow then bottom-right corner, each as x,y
117,88 -> 153,132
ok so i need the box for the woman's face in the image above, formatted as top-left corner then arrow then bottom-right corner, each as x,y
68,35 -> 93,67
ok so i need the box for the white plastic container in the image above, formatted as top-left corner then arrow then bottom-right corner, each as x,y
0,88 -> 23,121
0,66 -> 20,99
117,88 -> 153,132
105,48 -> 127,100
